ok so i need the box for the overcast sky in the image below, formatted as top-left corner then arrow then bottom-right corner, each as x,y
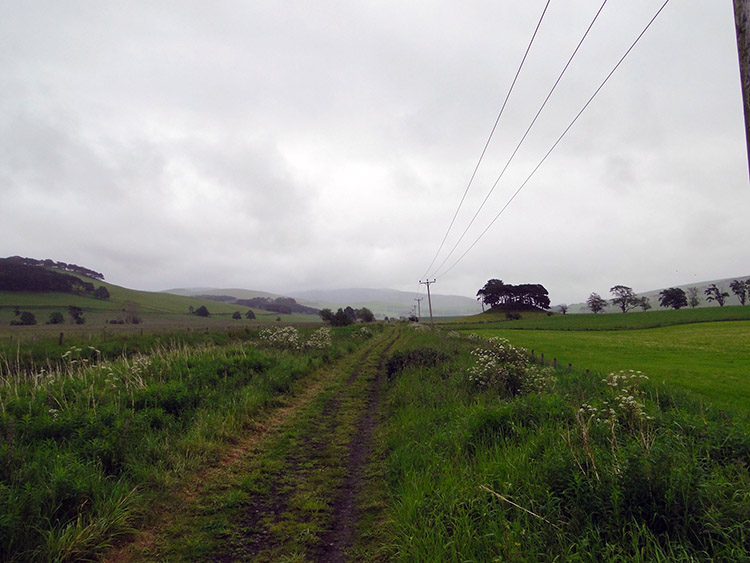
2,0 -> 748,305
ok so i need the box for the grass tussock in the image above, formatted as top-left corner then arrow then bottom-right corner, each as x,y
381,326 -> 750,561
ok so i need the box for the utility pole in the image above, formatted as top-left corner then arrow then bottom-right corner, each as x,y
414,297 -> 423,321
734,0 -> 750,177
419,279 -> 436,326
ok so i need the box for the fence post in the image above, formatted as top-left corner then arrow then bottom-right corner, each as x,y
59,332 -> 64,346
540,353 -> 545,366
553,358 -> 557,370
568,363 -> 572,372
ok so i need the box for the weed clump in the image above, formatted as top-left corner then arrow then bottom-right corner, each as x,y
385,347 -> 449,380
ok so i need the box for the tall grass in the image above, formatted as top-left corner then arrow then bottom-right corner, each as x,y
0,324 -> 367,561
381,327 -> 750,561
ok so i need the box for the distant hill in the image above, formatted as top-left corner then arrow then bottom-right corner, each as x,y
167,287 -> 482,319
289,288 -> 482,318
563,276 -> 750,314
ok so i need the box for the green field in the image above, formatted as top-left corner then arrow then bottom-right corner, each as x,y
0,279 -> 321,343
459,307 -> 750,412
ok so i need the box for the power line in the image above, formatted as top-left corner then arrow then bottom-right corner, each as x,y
426,0 -> 609,279
421,0 -> 552,279
434,0 -> 672,280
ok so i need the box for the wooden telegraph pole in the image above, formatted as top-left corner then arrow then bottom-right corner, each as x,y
734,0 -> 750,177
419,279 -> 436,326
414,297 -> 423,321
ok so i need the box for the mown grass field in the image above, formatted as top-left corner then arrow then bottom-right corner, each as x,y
455,307 -> 750,413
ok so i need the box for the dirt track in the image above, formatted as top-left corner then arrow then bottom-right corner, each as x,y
109,328 -> 398,562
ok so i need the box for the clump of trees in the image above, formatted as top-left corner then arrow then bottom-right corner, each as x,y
0,258 -> 110,299
319,306 -> 375,326
476,279 -> 550,310
10,311 -> 37,325
193,305 -> 211,317
234,297 -> 318,316
4,256 -> 104,280
68,306 -> 85,325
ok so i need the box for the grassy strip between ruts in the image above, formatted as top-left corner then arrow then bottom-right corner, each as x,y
122,325 -> 398,562
380,326 -> 749,561
0,323 -> 378,562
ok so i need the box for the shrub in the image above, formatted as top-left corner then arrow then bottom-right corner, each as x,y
47,311 -> 65,324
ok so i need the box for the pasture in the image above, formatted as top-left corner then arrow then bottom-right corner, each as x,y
460,307 -> 750,413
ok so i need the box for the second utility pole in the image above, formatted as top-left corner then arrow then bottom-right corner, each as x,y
419,279 -> 436,326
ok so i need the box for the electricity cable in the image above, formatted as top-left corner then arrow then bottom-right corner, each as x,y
426,0 -> 609,279
421,0 -> 552,279
434,0 -> 672,280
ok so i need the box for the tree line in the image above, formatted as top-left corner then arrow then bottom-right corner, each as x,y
5,256 -> 105,280
476,279 -> 551,310
586,279 -> 750,313
319,306 -> 375,326
0,258 -> 110,297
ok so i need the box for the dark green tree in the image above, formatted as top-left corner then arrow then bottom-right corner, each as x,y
610,285 -> 640,313
687,286 -> 700,308
638,296 -> 652,311
47,311 -> 65,324
245,309 -> 256,320
659,288 -> 688,310
93,285 -> 110,299
11,311 -> 37,325
194,305 -> 210,317
333,308 -> 353,326
356,307 -> 375,323
730,279 -> 748,305
704,284 -> 729,307
319,308 -> 334,323
586,292 -> 607,314
68,305 -> 85,324
232,311 -> 242,320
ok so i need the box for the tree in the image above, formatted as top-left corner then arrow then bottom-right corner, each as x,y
638,296 -> 652,311
476,279 -> 550,310
356,307 -> 375,323
659,287 -> 688,310
93,285 -> 110,300
123,301 -> 141,324
610,285 -> 640,313
333,308 -> 353,326
47,311 -> 65,324
586,292 -> 607,314
730,279 -> 749,305
194,305 -> 210,317
319,308 -> 334,323
687,286 -> 700,308
68,305 -> 85,324
344,306 -> 357,323
558,304 -> 569,315
704,284 -> 729,307
232,311 -> 242,320
245,309 -> 256,320
11,311 -> 36,325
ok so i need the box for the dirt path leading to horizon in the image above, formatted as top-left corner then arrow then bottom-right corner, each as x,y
109,328 -> 398,562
